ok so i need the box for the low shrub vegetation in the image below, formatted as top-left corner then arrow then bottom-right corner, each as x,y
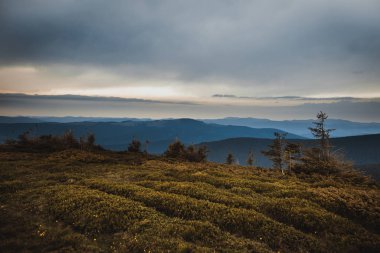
0,145 -> 379,252
165,140 -> 208,162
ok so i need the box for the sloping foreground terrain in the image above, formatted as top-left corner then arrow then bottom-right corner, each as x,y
0,149 -> 379,252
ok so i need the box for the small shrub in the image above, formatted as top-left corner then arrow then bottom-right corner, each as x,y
79,133 -> 98,151
185,145 -> 208,162
165,140 -> 186,158
128,139 -> 142,153
165,141 -> 207,162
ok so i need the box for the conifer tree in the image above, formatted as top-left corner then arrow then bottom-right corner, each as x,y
284,142 -> 301,172
196,145 -> 208,162
246,150 -> 254,166
128,138 -> 142,153
80,132 -> 96,150
226,153 -> 235,165
296,111 -> 350,175
86,133 -> 95,148
164,140 -> 186,158
18,131 -> 30,145
262,132 -> 287,174
308,111 -> 335,160
143,140 -> 150,154
185,145 -> 197,161
62,130 -> 78,148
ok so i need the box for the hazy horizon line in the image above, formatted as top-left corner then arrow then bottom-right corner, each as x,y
1,93 -> 379,123
2,114 -> 380,124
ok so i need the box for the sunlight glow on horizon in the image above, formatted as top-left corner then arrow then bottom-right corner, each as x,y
1,65 -> 380,101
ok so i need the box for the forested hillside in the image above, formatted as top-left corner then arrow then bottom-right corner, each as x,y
202,134 -> 380,167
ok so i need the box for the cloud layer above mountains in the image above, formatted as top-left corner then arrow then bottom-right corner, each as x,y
1,0 -> 380,98
1,93 -> 379,122
1,1 -> 379,121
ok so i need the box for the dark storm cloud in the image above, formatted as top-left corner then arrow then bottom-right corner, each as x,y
1,0 -> 380,87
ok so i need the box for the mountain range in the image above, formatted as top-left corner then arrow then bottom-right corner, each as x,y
203,117 -> 380,138
1,116 -> 379,138
1,116 -> 379,178
0,116 -> 149,124
0,118 -> 302,152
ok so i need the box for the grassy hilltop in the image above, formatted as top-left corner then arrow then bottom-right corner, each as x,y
0,148 -> 379,252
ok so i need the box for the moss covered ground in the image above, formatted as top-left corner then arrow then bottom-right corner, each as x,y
0,149 -> 379,252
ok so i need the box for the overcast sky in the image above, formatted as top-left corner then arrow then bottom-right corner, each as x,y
0,0 -> 379,120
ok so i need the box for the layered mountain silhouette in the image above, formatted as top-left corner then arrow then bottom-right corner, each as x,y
203,117 -> 380,138
0,118 -> 302,152
2,116 -> 379,138
1,116 -> 379,178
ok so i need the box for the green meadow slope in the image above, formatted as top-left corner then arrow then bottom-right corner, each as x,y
0,149 -> 379,252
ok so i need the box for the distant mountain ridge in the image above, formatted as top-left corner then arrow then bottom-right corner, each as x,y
203,117 -> 380,138
0,118 -> 303,153
0,116 -> 150,123
2,116 -> 379,138
0,116 -> 45,124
